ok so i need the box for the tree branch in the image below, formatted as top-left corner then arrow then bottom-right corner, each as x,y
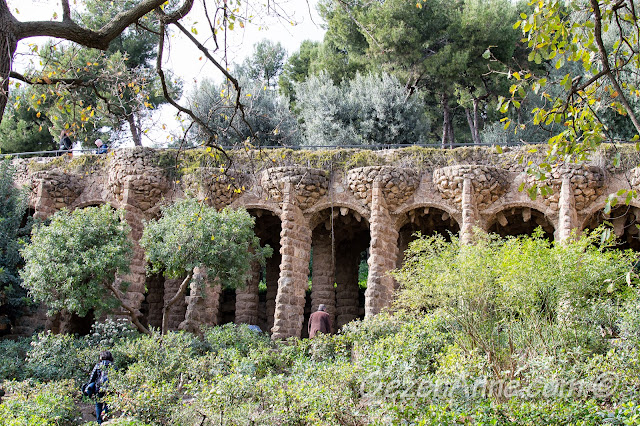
61,0 -> 71,22
13,0 -> 169,49
161,271 -> 193,334
106,279 -> 151,335
591,0 -> 640,136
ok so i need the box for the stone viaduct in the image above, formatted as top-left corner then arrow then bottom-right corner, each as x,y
10,146 -> 640,338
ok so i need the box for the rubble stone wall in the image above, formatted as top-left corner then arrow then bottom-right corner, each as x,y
11,146 -> 640,338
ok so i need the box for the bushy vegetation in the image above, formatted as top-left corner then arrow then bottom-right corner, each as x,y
2,232 -> 640,425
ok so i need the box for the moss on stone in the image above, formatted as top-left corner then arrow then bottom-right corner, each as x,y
27,153 -> 108,174
22,144 -> 640,178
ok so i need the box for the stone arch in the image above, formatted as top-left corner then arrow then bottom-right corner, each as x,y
305,205 -> 371,335
486,205 -> 554,239
582,204 -> 640,250
395,204 -> 462,268
72,197 -> 110,210
306,200 -> 370,230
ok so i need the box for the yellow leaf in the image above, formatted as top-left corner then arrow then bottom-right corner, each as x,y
416,2 -> 422,8
211,235 -> 215,240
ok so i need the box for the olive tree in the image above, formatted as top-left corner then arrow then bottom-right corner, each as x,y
140,198 -> 271,334
19,205 -> 151,334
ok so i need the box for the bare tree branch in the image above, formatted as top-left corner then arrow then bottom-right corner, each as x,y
12,0 -> 169,49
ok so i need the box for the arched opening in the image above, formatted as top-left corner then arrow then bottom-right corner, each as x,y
583,205 -> 640,251
235,209 -> 282,333
304,207 -> 370,337
488,207 -> 554,239
140,272 -> 164,330
397,206 -> 460,267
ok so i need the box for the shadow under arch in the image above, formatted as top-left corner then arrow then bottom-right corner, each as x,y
303,205 -> 371,337
396,204 -> 462,268
582,204 -> 640,250
487,205 -> 554,240
237,208 -> 283,333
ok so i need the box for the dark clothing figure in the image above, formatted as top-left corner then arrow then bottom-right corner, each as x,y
308,306 -> 331,338
86,351 -> 113,425
59,129 -> 72,155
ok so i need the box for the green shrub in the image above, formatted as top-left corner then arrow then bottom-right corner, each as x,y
0,338 -> 30,381
393,230 -> 637,382
26,331 -> 93,382
202,323 -> 273,356
86,317 -> 138,348
0,379 -> 79,425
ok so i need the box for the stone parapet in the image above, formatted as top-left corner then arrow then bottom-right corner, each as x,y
347,166 -> 418,209
524,164 -> 605,211
261,167 -> 328,210
433,165 -> 508,211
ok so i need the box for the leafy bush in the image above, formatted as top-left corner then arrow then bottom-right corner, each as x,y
202,323 -> 273,357
26,331 -> 93,382
86,317 -> 138,348
0,338 -> 30,381
0,380 -> 79,425
392,230 -> 637,382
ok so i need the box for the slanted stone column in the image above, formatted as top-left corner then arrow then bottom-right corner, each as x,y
272,184 -> 312,339
460,178 -> 480,244
335,243 -> 360,330
365,180 -> 399,317
179,267 -> 222,333
235,261 -> 261,325
310,231 -> 336,329
556,177 -> 578,242
119,180 -> 148,323
265,253 -> 280,331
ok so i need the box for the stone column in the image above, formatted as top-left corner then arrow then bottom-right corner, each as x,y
460,178 -> 479,244
556,176 -> 578,242
310,231 -> 336,329
31,179 -> 57,220
335,243 -> 360,330
179,267 -> 222,333
265,252 -> 280,331
271,184 -> 312,339
235,261 -> 261,325
365,180 -> 399,317
163,277 -> 188,331
119,179 -> 148,322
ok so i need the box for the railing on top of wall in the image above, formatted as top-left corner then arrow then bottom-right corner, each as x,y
2,140 -> 637,158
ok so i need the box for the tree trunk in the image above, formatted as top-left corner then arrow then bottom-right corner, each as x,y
472,98 -> 481,144
0,2 -> 17,122
466,102 -> 482,145
161,271 -> 193,334
126,113 -> 142,146
441,93 -> 450,149
448,112 -> 455,149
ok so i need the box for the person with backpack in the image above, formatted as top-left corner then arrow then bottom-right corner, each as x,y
58,128 -> 73,156
84,350 -> 113,424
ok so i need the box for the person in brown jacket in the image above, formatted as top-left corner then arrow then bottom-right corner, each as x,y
308,304 -> 331,338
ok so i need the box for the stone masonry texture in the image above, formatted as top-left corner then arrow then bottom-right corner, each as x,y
10,146 -> 639,338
